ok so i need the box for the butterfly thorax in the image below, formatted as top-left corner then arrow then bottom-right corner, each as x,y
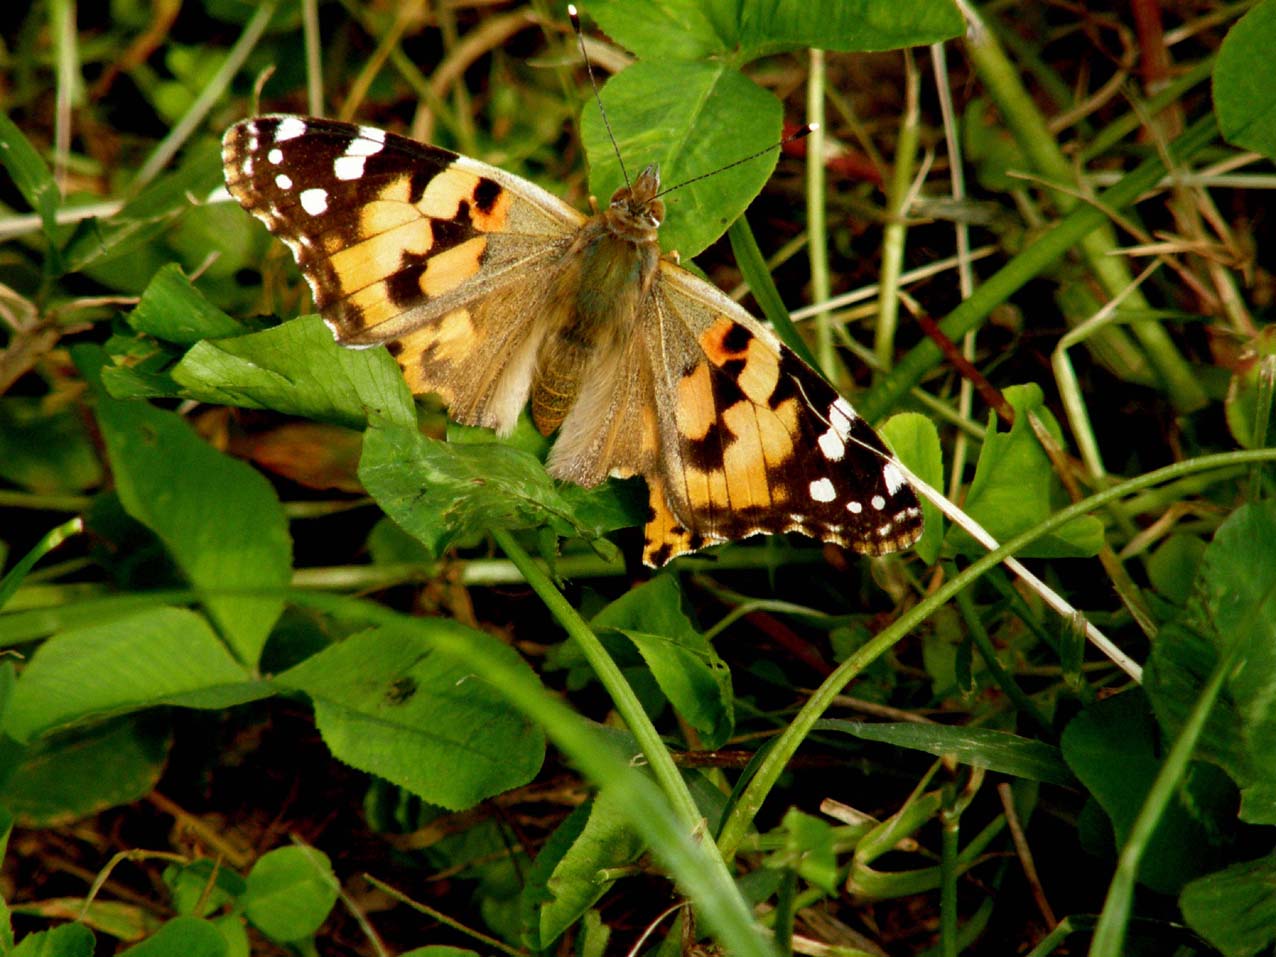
530,165 -> 665,436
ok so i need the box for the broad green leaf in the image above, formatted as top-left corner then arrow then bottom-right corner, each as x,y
164,860 -> 246,918
769,809 -> 838,895
0,398 -> 103,494
1223,326 -> 1276,449
952,384 -> 1104,557
521,793 -> 645,949
127,263 -> 245,344
1180,853 -> 1276,957
63,147 -> 224,274
0,716 -> 169,826
880,412 -> 943,564
587,0 -> 963,61
78,346 -> 292,665
582,60 -> 782,258
275,624 -> 546,809
1061,690 -> 1231,894
1145,502 -> 1276,823
243,846 -> 337,943
360,417 -> 630,558
594,576 -> 733,748
823,719 -> 1073,785
5,607 -> 263,742
11,922 -> 95,957
173,315 -> 416,430
1214,0 -> 1276,158
119,916 -> 228,957
0,112 -> 60,247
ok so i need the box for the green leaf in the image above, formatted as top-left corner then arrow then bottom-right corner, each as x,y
0,112 -> 60,245
1144,501 -> 1276,823
164,860 -> 247,918
275,624 -> 546,809
774,809 -> 839,894
63,146 -> 224,274
951,384 -> 1104,557
172,315 -> 417,431
582,60 -> 783,258
1214,0 -> 1276,158
521,792 -> 646,949
359,417 -> 628,559
0,398 -> 103,494
77,346 -> 293,665
127,263 -> 246,344
880,412 -> 943,565
242,846 -> 338,943
0,716 -> 169,826
11,922 -> 95,957
6,607 -> 263,742
823,719 -> 1074,785
1180,853 -> 1276,957
1061,690 -> 1230,894
594,576 -> 733,748
118,916 -> 228,957
587,0 -> 963,61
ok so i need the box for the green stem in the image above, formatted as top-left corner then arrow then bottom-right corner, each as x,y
728,216 -> 821,370
963,2 -> 1206,412
715,447 -> 1276,859
806,49 -> 833,378
490,529 -> 703,831
858,113 -> 1218,422
875,48 -> 919,374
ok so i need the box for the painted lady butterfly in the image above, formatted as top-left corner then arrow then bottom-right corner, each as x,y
221,114 -> 922,566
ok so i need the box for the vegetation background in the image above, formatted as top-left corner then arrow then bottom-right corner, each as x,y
1,0 -> 1275,955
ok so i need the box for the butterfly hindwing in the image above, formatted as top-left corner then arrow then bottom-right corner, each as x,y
640,264 -> 923,566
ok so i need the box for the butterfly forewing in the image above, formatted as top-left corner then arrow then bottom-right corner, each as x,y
222,114 -> 923,567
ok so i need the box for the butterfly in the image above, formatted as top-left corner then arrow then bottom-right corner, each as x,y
221,114 -> 923,566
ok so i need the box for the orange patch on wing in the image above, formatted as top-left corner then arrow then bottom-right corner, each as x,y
683,463 -> 729,511
344,282 -> 405,330
416,168 -> 480,219
699,317 -> 741,364
328,220 -> 433,294
757,398 -> 799,467
420,237 -> 487,297
386,308 -> 474,395
720,403 -> 773,509
642,475 -> 696,566
736,339 -> 781,405
361,197 -> 419,236
675,362 -> 716,441
469,186 -> 511,232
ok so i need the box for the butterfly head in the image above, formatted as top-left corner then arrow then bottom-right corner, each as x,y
605,163 -> 664,242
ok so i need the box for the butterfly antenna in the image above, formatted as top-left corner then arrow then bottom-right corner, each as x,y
653,124 -> 818,199
568,4 -> 631,189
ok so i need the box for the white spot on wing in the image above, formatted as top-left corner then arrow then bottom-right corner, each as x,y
830,398 -> 857,437
241,156 -> 254,176
871,494 -> 886,510
300,188 -> 329,215
334,154 -> 365,181
275,173 -> 293,191
273,116 -> 307,142
817,428 -> 845,462
847,500 -> 863,514
883,462 -> 907,495
348,132 -> 385,156
267,147 -> 283,165
809,478 -> 837,503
